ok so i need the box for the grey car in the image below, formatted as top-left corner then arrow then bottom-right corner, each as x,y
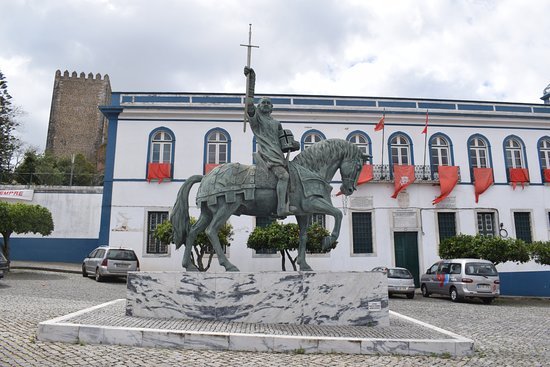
420,258 -> 500,304
0,252 -> 9,279
372,266 -> 416,299
82,246 -> 139,282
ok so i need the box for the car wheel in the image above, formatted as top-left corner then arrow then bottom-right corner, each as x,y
482,298 -> 494,305
421,284 -> 430,297
406,292 -> 415,299
450,287 -> 461,302
95,268 -> 103,282
82,265 -> 88,277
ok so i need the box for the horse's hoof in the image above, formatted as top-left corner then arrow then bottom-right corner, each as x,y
321,236 -> 334,251
299,264 -> 313,272
226,265 -> 240,272
183,263 -> 199,272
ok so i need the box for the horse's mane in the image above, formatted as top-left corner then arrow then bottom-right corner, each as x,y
292,138 -> 362,170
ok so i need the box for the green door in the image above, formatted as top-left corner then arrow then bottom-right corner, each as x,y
394,232 -> 420,287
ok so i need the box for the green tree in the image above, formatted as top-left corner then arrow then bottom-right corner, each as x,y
529,241 -> 550,266
439,234 -> 530,265
154,218 -> 234,271
246,222 -> 333,271
0,202 -> 54,261
0,70 -> 20,181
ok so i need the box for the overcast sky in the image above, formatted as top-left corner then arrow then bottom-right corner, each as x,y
2,0 -> 550,151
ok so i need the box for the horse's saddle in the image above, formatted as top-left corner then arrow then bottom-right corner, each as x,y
196,155 -> 330,206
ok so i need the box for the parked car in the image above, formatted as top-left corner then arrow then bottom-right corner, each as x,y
0,252 -> 9,279
82,246 -> 139,282
372,266 -> 416,299
420,259 -> 500,304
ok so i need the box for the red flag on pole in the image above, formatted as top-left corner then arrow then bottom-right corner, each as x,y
473,168 -> 494,203
335,164 -> 373,196
432,166 -> 459,204
391,165 -> 416,198
509,168 -> 529,190
421,110 -> 428,134
374,115 -> 385,131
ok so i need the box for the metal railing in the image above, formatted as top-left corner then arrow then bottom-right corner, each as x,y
371,164 -> 461,183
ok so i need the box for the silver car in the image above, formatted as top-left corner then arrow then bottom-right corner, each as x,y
420,258 -> 500,304
82,246 -> 139,282
0,252 -> 9,279
372,266 -> 416,299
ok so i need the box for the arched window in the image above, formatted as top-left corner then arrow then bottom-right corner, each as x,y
430,134 -> 453,167
204,128 -> 231,174
539,137 -> 550,170
504,136 -> 525,169
468,136 -> 490,169
301,130 -> 326,150
389,133 -> 411,165
347,131 -> 371,156
146,127 -> 175,182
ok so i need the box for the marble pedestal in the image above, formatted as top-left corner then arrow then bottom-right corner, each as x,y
126,271 -> 389,326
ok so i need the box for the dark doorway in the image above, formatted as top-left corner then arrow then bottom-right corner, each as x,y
394,231 -> 420,287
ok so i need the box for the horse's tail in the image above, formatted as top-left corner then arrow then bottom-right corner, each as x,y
170,175 -> 203,249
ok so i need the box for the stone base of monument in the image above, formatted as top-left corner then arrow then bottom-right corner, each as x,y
126,271 -> 389,326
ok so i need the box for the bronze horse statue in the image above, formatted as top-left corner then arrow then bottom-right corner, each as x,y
171,138 -> 368,272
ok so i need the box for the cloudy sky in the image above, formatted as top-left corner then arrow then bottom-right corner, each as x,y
2,0 -> 550,151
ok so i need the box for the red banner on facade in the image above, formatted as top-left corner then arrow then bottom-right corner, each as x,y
473,167 -> 493,203
509,168 -> 529,190
544,169 -> 550,183
147,163 -> 171,183
391,165 -> 415,198
433,166 -> 459,205
204,163 -> 220,174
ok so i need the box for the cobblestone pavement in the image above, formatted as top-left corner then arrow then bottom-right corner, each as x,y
0,269 -> 548,367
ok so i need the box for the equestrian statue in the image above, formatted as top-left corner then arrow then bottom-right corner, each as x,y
170,67 -> 369,272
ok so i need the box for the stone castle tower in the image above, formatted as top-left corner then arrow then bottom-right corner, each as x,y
45,70 -> 112,170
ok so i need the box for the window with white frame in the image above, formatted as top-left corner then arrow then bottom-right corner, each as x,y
430,136 -> 450,167
348,133 -> 369,155
539,138 -> 550,169
150,130 -> 173,163
469,137 -> 490,168
303,132 -> 324,149
147,211 -> 169,254
504,137 -> 525,169
390,134 -> 410,165
477,212 -> 495,237
207,130 -> 228,164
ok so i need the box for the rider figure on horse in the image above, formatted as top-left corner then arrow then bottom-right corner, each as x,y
244,66 -> 300,218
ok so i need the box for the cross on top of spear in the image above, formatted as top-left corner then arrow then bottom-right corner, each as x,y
240,24 -> 259,132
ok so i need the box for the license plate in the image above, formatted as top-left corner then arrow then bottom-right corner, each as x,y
115,263 -> 130,267
395,287 -> 406,290
477,284 -> 490,290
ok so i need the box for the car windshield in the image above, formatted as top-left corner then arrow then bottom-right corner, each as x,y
107,250 -> 137,261
388,269 -> 413,279
465,262 -> 498,276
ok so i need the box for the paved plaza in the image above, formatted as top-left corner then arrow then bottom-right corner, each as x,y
0,269 -> 548,366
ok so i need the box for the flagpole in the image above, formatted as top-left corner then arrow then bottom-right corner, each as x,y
380,109 -> 386,179
422,109 -> 428,179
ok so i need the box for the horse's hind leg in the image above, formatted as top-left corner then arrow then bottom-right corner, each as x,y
296,215 -> 313,271
205,201 -> 240,272
182,209 -> 212,271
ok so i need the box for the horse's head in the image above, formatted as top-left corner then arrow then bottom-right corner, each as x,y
339,153 -> 371,196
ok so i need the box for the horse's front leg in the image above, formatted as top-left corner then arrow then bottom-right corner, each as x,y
205,201 -> 240,272
308,197 -> 343,251
182,210 -> 211,271
296,215 -> 312,271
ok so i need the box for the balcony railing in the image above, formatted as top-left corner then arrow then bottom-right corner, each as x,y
371,165 -> 461,183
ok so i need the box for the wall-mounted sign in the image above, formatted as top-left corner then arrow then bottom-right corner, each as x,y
0,189 -> 34,201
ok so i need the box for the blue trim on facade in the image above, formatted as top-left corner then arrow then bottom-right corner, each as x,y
378,101 -> 416,108
495,105 -> 532,113
499,271 -> 550,297
336,99 -> 376,107
145,126 -> 176,180
193,96 -> 241,104
418,102 -> 456,110
121,95 -> 132,103
502,135 -> 529,182
300,129 -> 327,150
112,92 -> 121,106
345,130 -> 373,157
135,95 -> 190,103
457,104 -> 494,111
428,132 -> 455,178
533,107 -> 550,114
467,133 -> 493,183
387,131 -> 415,178
293,98 -> 334,106
203,127 -> 232,174
536,136 -> 550,183
7,238 -> 99,263
98,106 -> 123,247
